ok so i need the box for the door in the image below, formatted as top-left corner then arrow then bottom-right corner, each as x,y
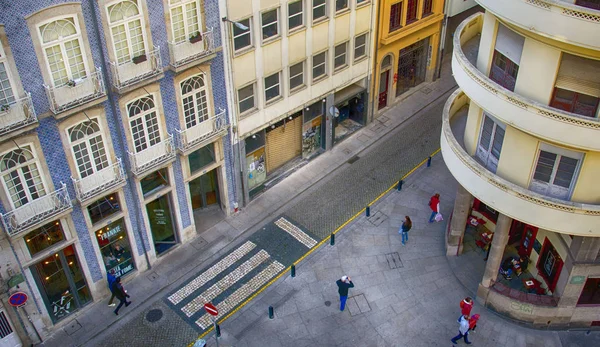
146,194 -> 177,255
508,220 -> 525,245
378,70 -> 389,110
520,225 -> 538,258
489,50 -> 519,92
476,113 -> 505,173
189,169 -> 220,210
396,38 -> 428,97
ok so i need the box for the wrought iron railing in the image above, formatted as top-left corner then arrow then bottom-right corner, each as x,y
0,93 -> 37,137
71,158 -> 126,203
127,134 -> 176,176
168,28 -> 215,67
175,108 -> 226,153
44,68 -> 106,114
110,47 -> 162,91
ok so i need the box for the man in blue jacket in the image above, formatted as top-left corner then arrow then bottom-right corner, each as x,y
107,270 -> 116,307
336,275 -> 354,311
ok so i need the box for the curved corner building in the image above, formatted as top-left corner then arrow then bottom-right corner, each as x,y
442,0 -> 600,328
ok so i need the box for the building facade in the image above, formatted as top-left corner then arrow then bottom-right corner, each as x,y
219,0 -> 375,203
443,0 -> 600,328
0,0 -> 235,344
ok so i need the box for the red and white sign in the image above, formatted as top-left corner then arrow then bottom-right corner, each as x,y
204,302 -> 218,316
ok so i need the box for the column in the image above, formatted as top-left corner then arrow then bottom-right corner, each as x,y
447,185 -> 472,256
481,213 -> 512,288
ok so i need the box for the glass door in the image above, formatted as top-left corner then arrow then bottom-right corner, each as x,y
146,194 -> 177,255
189,169 -> 220,210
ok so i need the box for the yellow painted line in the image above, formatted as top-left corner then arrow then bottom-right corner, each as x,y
188,149 -> 441,345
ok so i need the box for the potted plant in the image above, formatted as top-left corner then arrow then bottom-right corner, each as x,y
132,54 -> 147,64
67,79 -> 77,87
0,104 -> 10,112
189,32 -> 202,44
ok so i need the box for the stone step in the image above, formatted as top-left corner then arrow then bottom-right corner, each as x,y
167,241 -> 257,305
195,260 -> 285,329
274,217 -> 317,248
181,250 -> 271,317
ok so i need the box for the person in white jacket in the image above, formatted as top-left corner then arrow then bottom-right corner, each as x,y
451,314 -> 472,345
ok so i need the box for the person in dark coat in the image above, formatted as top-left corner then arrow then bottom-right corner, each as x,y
399,216 -> 412,245
111,277 -> 131,315
107,270 -> 116,307
336,275 -> 354,311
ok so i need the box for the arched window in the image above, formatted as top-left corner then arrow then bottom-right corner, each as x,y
0,44 -> 16,106
180,74 -> 210,128
381,55 -> 392,69
68,119 -> 109,178
0,146 -> 46,208
127,95 -> 160,152
38,17 -> 88,86
169,0 -> 202,43
107,0 -> 146,64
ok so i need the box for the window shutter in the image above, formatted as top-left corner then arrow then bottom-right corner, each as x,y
491,126 -> 505,160
553,156 -> 578,188
556,54 -> 600,97
494,24 -> 525,65
533,151 -> 556,184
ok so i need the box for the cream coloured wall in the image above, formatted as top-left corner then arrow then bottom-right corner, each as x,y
227,0 -> 252,21
447,0 -> 478,17
288,30 -> 307,64
476,11 -> 497,75
495,126 -> 537,187
233,51 -> 257,87
355,4 -> 371,34
263,40 -> 283,75
312,21 -> 329,53
571,151 -> 600,204
334,12 -> 350,44
514,39 -> 561,104
464,102 -> 482,156
260,0 -> 279,10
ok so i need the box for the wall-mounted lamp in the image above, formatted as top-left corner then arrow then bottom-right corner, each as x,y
222,17 -> 249,30
288,116 -> 293,120
252,134 -> 257,139
305,107 -> 310,111
271,125 -> 276,129
322,99 -> 326,103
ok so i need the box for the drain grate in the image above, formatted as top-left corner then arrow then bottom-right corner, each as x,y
324,300 -> 331,307
347,155 -> 360,164
385,252 -> 403,269
146,309 -> 163,323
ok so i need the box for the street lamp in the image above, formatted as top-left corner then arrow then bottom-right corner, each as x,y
222,17 -> 249,31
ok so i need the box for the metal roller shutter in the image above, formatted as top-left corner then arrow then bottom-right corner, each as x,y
556,53 -> 600,97
266,116 -> 302,172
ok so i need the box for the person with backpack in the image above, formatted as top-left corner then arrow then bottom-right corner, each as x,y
428,193 -> 440,223
111,277 -> 131,315
399,216 -> 412,245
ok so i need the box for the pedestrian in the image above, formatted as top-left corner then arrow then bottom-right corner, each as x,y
468,313 -> 480,333
428,193 -> 440,223
107,269 -> 116,307
460,297 -> 473,316
451,314 -> 472,345
111,277 -> 131,315
336,275 -> 354,311
399,216 -> 412,245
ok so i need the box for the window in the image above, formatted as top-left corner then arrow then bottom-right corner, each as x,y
354,33 -> 367,61
357,0 -> 369,4
107,0 -> 147,64
289,61 -> 304,90
264,72 -> 281,102
530,147 -> 580,200
389,2 -> 402,32
576,0 -> 600,10
550,88 -> 599,118
313,0 -> 327,22
233,18 -> 252,51
127,95 -> 161,153
0,146 -> 46,209
238,84 -> 255,114
406,0 -> 418,24
476,113 -> 505,174
288,1 -> 304,31
87,193 -> 121,224
312,51 -> 327,80
189,143 -> 215,174
536,238 -> 564,292
96,219 -> 135,278
422,0 -> 433,17
262,9 -> 279,41
334,42 -> 347,70
490,50 -> 519,92
140,168 -> 169,197
38,18 -> 88,87
0,51 -> 16,106
180,74 -> 210,129
336,0 -> 348,12
25,221 -> 65,256
577,278 -> 600,306
169,0 -> 202,43
68,120 -> 109,179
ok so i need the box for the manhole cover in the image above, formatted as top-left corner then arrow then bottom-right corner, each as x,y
146,309 -> 163,322
324,301 -> 331,307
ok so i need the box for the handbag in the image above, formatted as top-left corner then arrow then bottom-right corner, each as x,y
435,213 -> 443,222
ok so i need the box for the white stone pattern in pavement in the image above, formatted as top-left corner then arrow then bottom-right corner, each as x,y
168,241 -> 257,305
181,250 -> 271,317
275,217 -> 317,248
195,260 -> 285,329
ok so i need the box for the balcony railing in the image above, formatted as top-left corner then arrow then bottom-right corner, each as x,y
175,108 -> 226,153
71,158 -> 126,203
168,28 -> 215,68
44,68 -> 106,115
0,93 -> 37,137
0,183 -> 72,237
128,134 -> 176,176
110,47 -> 162,92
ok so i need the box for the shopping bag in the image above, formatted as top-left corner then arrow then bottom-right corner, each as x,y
435,213 -> 443,222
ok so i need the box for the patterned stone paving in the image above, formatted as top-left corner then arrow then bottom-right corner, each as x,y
274,217 -> 318,248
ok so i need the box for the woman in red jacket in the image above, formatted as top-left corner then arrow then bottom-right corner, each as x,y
428,193 -> 440,223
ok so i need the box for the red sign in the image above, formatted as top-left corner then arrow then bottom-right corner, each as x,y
204,303 -> 218,316
8,292 -> 28,307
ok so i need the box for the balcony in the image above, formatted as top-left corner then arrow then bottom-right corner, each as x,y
0,93 -> 37,137
441,88 -> 600,237
128,134 -> 176,177
168,28 -> 215,69
0,183 -> 72,237
44,68 -> 106,116
175,108 -> 227,154
453,13 -> 600,151
110,47 -> 162,92
477,0 -> 600,49
71,158 -> 126,203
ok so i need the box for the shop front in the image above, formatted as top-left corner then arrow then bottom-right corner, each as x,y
396,37 -> 430,97
333,84 -> 367,144
302,101 -> 325,159
95,219 -> 135,278
187,143 -> 221,211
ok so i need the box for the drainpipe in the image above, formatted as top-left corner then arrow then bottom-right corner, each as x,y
369,0 -> 382,123
438,0 -> 452,79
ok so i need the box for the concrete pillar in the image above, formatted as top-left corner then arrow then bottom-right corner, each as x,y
481,213 -> 512,288
447,185 -> 473,256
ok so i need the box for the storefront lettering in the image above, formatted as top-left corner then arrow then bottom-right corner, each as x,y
99,224 -> 122,241
112,263 -> 134,278
510,301 -> 533,314
154,209 -> 166,225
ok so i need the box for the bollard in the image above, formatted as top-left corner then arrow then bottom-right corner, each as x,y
269,306 -> 274,319
215,324 -> 221,337
397,180 -> 403,191
291,264 -> 296,277
366,205 -> 370,217
427,156 -> 432,167
330,233 -> 335,245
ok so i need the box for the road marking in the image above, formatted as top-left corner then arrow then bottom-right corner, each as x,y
275,217 -> 317,248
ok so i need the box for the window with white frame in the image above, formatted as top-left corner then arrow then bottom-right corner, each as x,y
335,0 -> 348,12
288,1 -> 304,31
354,33 -> 367,61
0,45 -> 16,106
68,120 -> 109,179
238,84 -> 255,114
127,95 -> 161,153
264,72 -> 281,102
0,146 -> 46,209
334,42 -> 347,70
476,113 -> 505,174
289,61 -> 304,91
262,9 -> 279,41
530,145 -> 582,200
356,0 -> 369,5
313,51 -> 327,80
180,74 -> 210,129
107,0 -> 147,64
312,0 -> 327,22
38,17 -> 88,87
233,18 -> 252,51
168,0 -> 202,43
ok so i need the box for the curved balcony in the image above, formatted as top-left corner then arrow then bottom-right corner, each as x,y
441,89 -> 600,237
477,0 -> 600,49
453,13 -> 600,151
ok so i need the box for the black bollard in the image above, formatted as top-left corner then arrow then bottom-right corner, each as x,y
397,180 -> 403,191
269,306 -> 274,319
291,264 -> 296,277
330,233 -> 335,245
427,156 -> 432,167
366,205 -> 370,217
215,324 -> 221,337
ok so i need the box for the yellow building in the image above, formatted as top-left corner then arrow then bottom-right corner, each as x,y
371,0 -> 444,114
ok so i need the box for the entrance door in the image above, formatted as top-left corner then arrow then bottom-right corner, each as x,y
396,38 -> 429,97
146,194 -> 177,255
378,70 -> 389,110
189,169 -> 220,210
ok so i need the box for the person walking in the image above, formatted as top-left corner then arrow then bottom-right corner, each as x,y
451,314 -> 472,345
336,275 -> 354,311
399,216 -> 412,245
428,193 -> 440,223
460,297 -> 474,316
111,277 -> 131,315
107,269 -> 116,307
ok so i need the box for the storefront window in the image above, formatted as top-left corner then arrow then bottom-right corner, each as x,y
141,168 -> 169,197
146,194 -> 177,255
87,193 -> 121,224
25,221 -> 65,256
333,92 -> 366,144
577,278 -> 600,306
96,219 -> 135,278
302,116 -> 322,158
189,143 -> 215,175
246,147 -> 266,190
536,238 -> 564,292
